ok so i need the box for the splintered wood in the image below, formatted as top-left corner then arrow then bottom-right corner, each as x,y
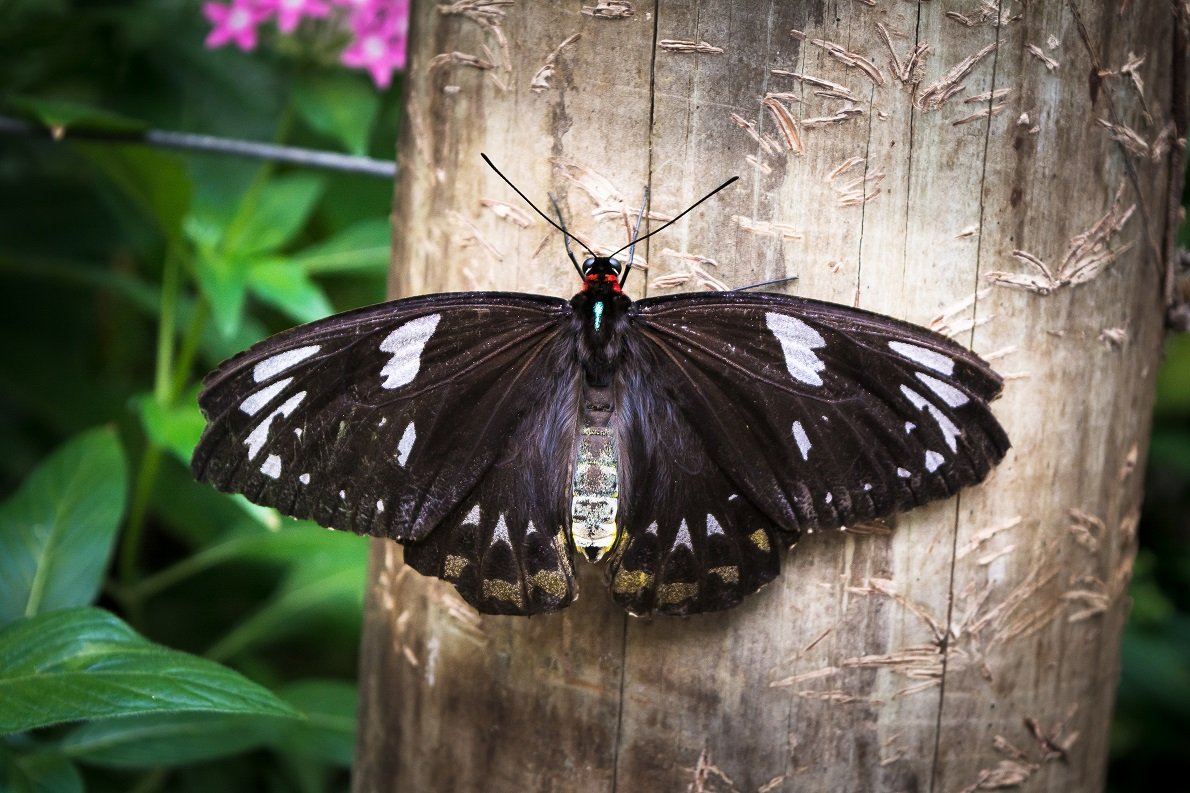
530,33 -> 580,92
989,185 -> 1136,294
917,42 -> 999,111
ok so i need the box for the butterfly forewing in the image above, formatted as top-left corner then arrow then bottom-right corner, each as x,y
192,293 -> 579,561
628,291 -> 1009,542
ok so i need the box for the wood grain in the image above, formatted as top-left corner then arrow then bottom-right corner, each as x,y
356,2 -> 1186,791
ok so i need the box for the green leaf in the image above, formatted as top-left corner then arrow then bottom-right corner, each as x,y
60,712 -> 278,769
134,388 -> 206,465
292,219 -> 392,276
271,680 -> 357,767
0,427 -> 128,626
248,258 -> 334,323
5,96 -> 145,134
74,143 -> 192,242
0,750 -> 83,793
206,537 -> 366,661
193,246 -> 249,339
291,72 -> 380,157
0,608 -> 300,733
224,174 -> 325,257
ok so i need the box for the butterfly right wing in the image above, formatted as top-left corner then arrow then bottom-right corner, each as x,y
192,292 -> 583,614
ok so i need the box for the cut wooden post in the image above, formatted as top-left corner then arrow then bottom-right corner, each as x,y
355,2 -> 1186,791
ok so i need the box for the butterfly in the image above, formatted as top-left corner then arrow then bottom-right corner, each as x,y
192,156 -> 1010,617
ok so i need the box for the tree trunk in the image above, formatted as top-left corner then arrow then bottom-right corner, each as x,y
355,2 -> 1186,791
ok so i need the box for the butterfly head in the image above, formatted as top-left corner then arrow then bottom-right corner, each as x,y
581,256 -> 623,296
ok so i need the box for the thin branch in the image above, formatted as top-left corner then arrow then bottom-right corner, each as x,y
0,114 -> 397,178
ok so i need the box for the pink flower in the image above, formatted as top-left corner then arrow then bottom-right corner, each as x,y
339,1 -> 409,88
263,0 -> 331,34
340,28 -> 405,88
203,0 -> 266,51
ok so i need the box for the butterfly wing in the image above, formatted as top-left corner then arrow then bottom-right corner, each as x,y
192,292 -> 582,614
608,291 -> 1009,615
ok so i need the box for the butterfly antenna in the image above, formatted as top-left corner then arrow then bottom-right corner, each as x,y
609,175 -> 740,261
732,274 -> 800,292
481,153 -> 591,277
620,186 -> 650,286
548,193 -> 584,277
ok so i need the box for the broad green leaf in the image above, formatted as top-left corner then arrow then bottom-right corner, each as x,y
0,608 -> 299,733
0,427 -> 127,626
206,539 -> 366,661
134,388 -> 205,464
193,246 -> 249,339
292,219 -> 392,276
60,679 -> 357,769
0,750 -> 83,793
248,258 -> 334,323
1156,333 -> 1190,416
5,96 -> 144,134
224,174 -> 324,257
61,712 -> 278,768
74,143 -> 191,241
272,680 -> 356,767
291,72 -> 379,157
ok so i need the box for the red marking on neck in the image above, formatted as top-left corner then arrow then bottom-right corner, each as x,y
581,274 -> 622,294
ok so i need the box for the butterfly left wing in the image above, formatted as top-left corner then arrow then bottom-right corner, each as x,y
192,292 -> 584,614
608,290 -> 1010,616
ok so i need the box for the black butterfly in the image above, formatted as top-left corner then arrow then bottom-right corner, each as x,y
192,157 -> 1009,617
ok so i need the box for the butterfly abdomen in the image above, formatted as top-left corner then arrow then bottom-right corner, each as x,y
570,384 -> 621,562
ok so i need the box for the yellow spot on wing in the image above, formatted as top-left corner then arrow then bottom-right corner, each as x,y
749,529 -> 771,552
658,582 -> 698,605
482,579 -> 524,606
709,565 -> 740,584
528,570 -> 569,598
612,569 -> 653,594
444,555 -> 469,578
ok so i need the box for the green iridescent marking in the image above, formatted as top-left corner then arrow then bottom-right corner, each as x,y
593,301 -> 604,331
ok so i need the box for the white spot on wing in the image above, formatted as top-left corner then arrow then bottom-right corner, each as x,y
299,473 -> 310,485
766,312 -> 827,386
463,504 -> 481,525
244,390 -> 307,460
253,345 -> 320,383
905,422 -> 916,433
379,314 -> 442,389
863,483 -> 872,492
396,422 -> 416,466
493,514 -> 511,546
916,372 -> 969,407
889,341 -> 954,375
378,417 -> 387,427
339,489 -> 346,499
673,519 -> 693,551
376,499 -> 385,513
526,521 -> 538,537
706,514 -> 725,536
900,386 -> 961,452
925,450 -> 945,472
825,492 -> 833,504
791,420 -> 811,460
240,377 -> 293,416
897,467 -> 911,478
646,521 -> 659,535
294,427 -> 303,438
260,454 -> 282,479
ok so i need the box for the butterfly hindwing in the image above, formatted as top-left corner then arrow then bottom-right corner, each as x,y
626,291 -> 1009,544
192,292 -> 584,613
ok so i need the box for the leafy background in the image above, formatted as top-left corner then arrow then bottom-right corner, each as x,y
0,2 -> 1186,791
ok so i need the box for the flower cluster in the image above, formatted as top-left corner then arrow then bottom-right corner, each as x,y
202,0 -> 410,89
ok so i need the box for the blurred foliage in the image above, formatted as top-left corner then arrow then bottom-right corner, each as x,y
1,2 -> 1188,792
0,0 -> 397,790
